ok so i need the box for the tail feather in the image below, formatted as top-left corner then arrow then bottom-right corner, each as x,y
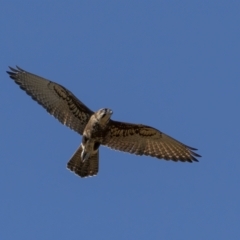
67,145 -> 99,178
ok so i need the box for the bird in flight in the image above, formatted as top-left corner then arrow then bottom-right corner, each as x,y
7,66 -> 201,178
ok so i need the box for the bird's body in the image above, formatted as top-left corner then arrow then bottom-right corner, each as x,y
7,66 -> 201,178
80,108 -> 112,162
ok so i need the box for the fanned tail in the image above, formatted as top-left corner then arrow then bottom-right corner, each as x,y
67,145 -> 99,178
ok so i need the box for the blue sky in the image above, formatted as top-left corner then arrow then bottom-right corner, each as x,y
1,1 -> 240,239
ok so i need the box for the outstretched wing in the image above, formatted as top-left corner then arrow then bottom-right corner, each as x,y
7,66 -> 93,135
101,120 -> 201,162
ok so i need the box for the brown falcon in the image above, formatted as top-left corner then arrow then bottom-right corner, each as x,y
6,66 -> 201,178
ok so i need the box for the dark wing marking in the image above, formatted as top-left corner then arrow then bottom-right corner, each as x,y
101,120 -> 201,162
6,66 -> 93,135
67,145 -> 99,178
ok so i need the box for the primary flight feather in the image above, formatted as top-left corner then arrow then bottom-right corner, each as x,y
7,66 -> 201,178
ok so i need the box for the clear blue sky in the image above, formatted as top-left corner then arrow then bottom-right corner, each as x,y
1,1 -> 240,239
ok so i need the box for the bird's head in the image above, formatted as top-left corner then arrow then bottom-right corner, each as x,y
95,108 -> 113,124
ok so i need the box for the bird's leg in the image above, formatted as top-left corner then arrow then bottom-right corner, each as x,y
81,135 -> 91,162
81,148 -> 90,162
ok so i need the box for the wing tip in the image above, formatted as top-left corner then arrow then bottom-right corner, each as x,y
190,156 -> 199,162
6,66 -> 25,80
183,143 -> 201,162
6,65 -> 24,74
